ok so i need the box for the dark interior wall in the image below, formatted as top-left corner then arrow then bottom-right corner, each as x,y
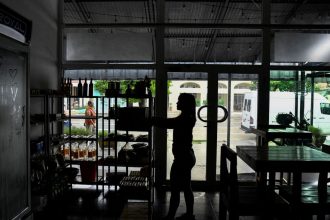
2,0 -> 59,90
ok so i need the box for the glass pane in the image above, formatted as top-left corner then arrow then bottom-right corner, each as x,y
216,73 -> 257,181
165,28 -> 262,64
268,71 -> 329,131
166,1 -> 261,24
65,28 -> 154,62
167,73 -> 207,181
271,29 -> 330,66
306,72 -> 330,137
64,69 -> 155,81
269,72 -> 298,126
63,1 -> 154,24
271,1 -> 330,25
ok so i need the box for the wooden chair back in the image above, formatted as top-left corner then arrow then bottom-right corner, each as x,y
220,144 -> 238,206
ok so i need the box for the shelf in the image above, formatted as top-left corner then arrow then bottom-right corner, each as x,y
104,139 -> 149,143
102,137 -> 148,142
117,127 -> 150,132
66,137 -> 98,141
65,115 -> 102,119
99,158 -> 149,167
64,134 -> 97,139
65,95 -> 102,98
103,116 -> 116,120
65,94 -> 152,99
106,94 -> 152,99
65,159 -> 97,164
71,176 -> 104,185
119,176 -> 150,200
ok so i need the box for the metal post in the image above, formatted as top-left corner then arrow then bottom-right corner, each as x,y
154,0 -> 167,187
257,0 -> 271,133
300,71 -> 306,125
206,71 -> 218,185
310,73 -> 315,125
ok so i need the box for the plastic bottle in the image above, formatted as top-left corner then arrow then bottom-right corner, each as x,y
83,78 -> 88,97
78,78 -> 83,96
89,78 -> 93,97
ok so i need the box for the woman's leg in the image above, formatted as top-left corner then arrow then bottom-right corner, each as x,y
183,151 -> 196,216
183,184 -> 194,215
167,161 -> 181,219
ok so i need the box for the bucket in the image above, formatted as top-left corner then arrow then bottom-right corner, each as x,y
80,161 -> 96,182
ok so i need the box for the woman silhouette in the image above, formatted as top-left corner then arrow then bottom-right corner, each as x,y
152,93 -> 196,220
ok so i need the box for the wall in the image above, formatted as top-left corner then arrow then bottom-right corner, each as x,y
67,33 -> 153,61
1,0 -> 59,90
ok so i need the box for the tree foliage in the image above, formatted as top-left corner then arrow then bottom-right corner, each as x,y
251,80 -> 321,92
94,79 -> 172,98
94,80 -> 108,94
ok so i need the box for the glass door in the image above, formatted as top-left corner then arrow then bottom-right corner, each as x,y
216,73 -> 258,181
164,72 -> 259,185
307,72 -> 330,139
167,72 -> 208,181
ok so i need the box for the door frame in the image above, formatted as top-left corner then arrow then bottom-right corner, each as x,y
154,68 -> 261,189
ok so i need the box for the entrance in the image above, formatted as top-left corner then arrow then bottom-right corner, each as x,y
164,72 -> 258,186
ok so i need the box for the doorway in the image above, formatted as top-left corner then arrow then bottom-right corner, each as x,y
164,72 -> 258,186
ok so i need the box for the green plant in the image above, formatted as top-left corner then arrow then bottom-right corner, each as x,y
99,130 -> 110,137
195,99 -> 201,107
64,127 -> 90,136
192,140 -> 206,144
308,125 -> 326,147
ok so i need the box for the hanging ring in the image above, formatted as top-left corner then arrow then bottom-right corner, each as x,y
197,105 -> 228,123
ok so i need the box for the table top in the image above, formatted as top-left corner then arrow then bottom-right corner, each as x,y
236,145 -> 330,173
250,127 -> 312,139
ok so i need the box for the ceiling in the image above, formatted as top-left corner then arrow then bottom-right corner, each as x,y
62,0 -> 330,63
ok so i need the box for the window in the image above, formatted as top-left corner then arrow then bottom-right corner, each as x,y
234,83 -> 252,90
244,99 -> 247,111
320,103 -> 330,115
247,100 -> 251,112
180,82 -> 200,88
218,83 -> 227,89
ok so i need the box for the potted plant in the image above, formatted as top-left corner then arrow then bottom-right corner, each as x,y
99,131 -> 116,149
308,125 -> 326,148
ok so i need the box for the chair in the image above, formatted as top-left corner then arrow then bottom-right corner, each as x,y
278,146 -> 330,220
278,176 -> 330,220
219,144 -> 291,220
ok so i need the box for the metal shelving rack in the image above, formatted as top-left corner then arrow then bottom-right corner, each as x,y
65,96 -> 102,190
30,89 -> 64,156
64,94 -> 154,219
102,93 -> 154,219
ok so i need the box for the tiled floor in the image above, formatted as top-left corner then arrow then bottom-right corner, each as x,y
32,187 -> 330,220
153,189 -> 219,220
33,187 -> 221,220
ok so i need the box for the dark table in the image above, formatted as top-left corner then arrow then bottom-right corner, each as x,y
236,145 -> 330,201
250,127 -> 312,146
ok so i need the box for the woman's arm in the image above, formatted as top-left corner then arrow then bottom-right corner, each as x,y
151,116 -> 179,129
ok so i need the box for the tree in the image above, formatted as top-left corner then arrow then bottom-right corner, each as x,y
251,80 -> 321,92
94,79 -> 172,97
94,80 -> 108,95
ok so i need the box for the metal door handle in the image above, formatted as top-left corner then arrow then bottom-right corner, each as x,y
197,105 -> 228,123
